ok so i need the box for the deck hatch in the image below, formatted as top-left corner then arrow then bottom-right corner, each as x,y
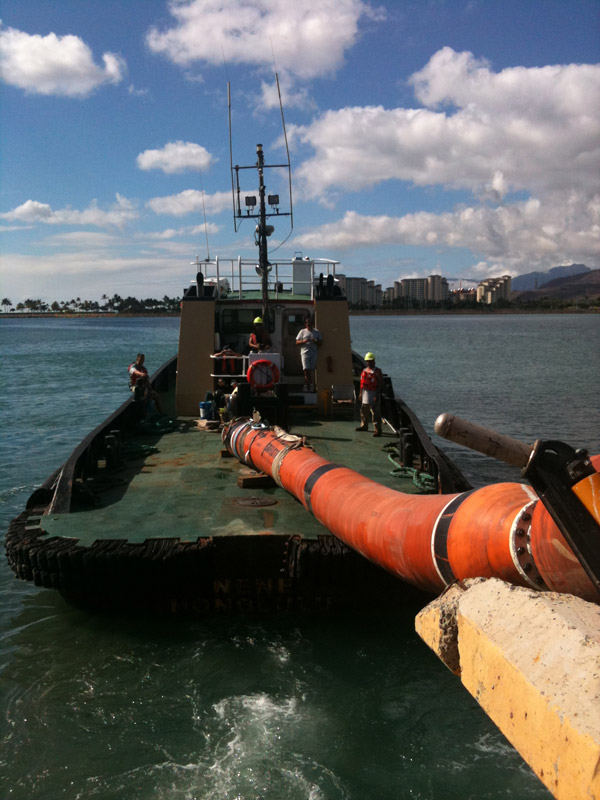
233,497 -> 278,508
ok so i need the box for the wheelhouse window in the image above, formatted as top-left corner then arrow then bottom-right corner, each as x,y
283,311 -> 309,336
221,308 -> 274,334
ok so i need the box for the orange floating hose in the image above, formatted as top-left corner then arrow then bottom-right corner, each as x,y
224,422 -> 600,602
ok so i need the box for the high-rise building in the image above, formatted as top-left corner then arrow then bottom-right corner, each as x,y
476,275 -> 512,304
426,274 -> 449,302
396,275 -> 448,304
338,276 -> 368,305
338,272 -> 451,306
399,278 -> 426,301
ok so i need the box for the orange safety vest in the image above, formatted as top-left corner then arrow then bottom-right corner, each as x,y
219,357 -> 237,374
360,367 -> 382,392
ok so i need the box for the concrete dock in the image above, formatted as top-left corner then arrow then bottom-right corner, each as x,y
415,578 -> 600,800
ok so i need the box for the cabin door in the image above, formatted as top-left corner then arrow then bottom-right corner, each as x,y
281,309 -> 310,376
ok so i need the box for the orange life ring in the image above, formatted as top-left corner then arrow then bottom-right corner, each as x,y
247,359 -> 280,392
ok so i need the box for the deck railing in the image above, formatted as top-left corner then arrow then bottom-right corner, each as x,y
194,257 -> 340,300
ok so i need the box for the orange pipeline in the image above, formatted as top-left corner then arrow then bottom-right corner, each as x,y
224,421 -> 600,602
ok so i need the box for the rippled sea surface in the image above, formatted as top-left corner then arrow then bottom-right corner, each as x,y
1,313 -> 598,800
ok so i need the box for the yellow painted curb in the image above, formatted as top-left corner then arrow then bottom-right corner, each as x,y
416,578 -> 600,800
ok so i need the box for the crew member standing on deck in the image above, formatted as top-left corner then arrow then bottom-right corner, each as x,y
295,317 -> 322,392
356,352 -> 384,437
248,317 -> 272,353
129,353 -> 148,390
128,353 -> 163,415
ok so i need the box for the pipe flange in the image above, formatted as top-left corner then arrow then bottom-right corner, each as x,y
510,500 -> 547,590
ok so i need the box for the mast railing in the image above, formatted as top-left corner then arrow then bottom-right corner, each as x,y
196,257 -> 339,299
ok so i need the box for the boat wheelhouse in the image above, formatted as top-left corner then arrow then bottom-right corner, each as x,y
176,254 -> 355,425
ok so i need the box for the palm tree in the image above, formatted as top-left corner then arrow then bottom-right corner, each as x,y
1,297 -> 12,312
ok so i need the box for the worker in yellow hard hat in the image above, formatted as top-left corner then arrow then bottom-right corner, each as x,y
249,316 -> 272,353
356,352 -> 384,436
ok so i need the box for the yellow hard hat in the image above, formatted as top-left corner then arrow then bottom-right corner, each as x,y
364,352 -> 375,361
254,317 -> 263,324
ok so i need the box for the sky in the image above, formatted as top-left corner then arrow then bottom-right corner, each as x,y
1,0 -> 599,304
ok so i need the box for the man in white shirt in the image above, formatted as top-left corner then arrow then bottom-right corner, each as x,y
295,318 -> 322,392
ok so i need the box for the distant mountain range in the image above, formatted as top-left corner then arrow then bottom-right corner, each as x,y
511,268 -> 600,301
511,264 -> 591,291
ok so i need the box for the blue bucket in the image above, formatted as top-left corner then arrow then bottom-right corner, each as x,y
199,401 -> 212,420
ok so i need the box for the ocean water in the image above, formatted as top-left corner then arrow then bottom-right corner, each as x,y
351,312 -> 600,487
1,313 -> 598,800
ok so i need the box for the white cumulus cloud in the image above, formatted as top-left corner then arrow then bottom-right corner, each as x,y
146,0 -> 380,80
146,189 -> 232,216
295,192 -> 600,275
137,141 -> 215,173
289,47 -> 600,274
142,223 -> 221,240
1,195 -> 138,228
293,48 -> 600,201
2,199 -> 54,222
258,72 -> 315,111
0,23 -> 126,96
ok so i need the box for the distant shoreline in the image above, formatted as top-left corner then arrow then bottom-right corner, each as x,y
349,307 -> 599,316
0,312 -> 178,319
1,308 -> 598,320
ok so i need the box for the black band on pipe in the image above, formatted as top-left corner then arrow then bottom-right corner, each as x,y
303,464 -> 344,514
432,490 -> 476,584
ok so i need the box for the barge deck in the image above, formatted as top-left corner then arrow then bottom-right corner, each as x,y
42,411 -> 426,545
8,381 -> 447,614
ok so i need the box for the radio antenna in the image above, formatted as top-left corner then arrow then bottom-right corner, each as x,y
276,72 -> 293,235
228,74 -> 294,317
227,82 -> 240,231
199,172 -> 210,260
